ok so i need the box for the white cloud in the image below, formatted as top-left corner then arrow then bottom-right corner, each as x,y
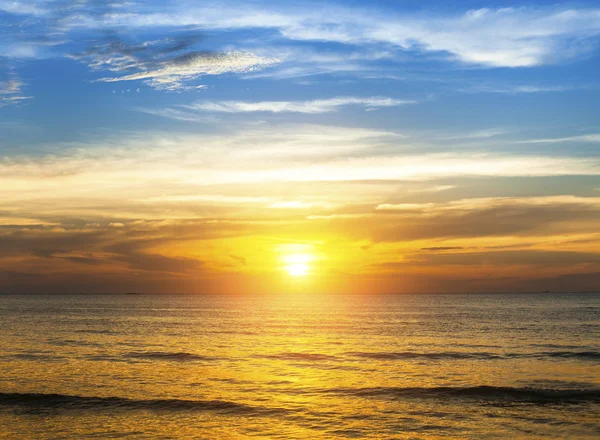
307,213 -> 371,220
95,51 -> 279,90
97,4 -> 600,68
516,134 -> 600,144
184,96 -> 414,114
428,128 -> 511,141
8,2 -> 600,69
460,84 -> 574,94
0,0 -> 45,15
138,195 -> 272,204
376,196 -> 600,213
0,76 -> 32,106
3,127 -> 599,185
2,126 -> 600,220
134,106 -> 218,123
269,201 -> 335,209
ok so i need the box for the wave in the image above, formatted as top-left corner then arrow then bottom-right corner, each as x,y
125,351 -> 217,362
347,351 -> 504,360
1,353 -> 66,362
347,351 -> 600,361
0,393 -> 282,415
46,338 -> 102,348
334,386 -> 600,404
540,351 -> 600,360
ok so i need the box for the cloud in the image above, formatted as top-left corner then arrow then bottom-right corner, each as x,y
0,1 -> 45,15
269,201 -> 334,209
1,127 -> 599,256
516,134 -> 600,144
0,75 -> 32,106
94,51 -> 279,90
2,129 -> 599,201
5,2 -> 600,73
3,5 -> 278,91
70,33 -> 205,73
136,97 -> 413,122
278,6 -> 600,68
229,254 -> 247,266
420,247 -> 466,252
96,4 -> 600,68
185,96 -> 414,114
3,193 -> 599,293
410,250 -> 600,267
114,252 -> 204,274
134,106 -> 217,123
362,196 -> 600,242
0,227 -> 110,258
460,84 -> 575,94
376,196 -> 600,213
455,129 -> 510,139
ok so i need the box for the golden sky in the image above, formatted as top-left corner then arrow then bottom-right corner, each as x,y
2,126 -> 600,293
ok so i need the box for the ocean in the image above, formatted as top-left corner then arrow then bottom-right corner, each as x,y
0,293 -> 598,439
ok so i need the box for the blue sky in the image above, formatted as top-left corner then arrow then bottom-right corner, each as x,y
1,0 -> 600,293
3,0 -> 600,149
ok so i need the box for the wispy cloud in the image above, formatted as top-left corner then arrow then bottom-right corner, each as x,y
376,196 -> 600,213
278,7 -> 600,68
5,2 -> 600,72
460,84 -> 574,94
426,128 -> 512,141
0,0 -> 44,16
0,74 -> 31,106
133,106 -> 218,123
2,127 -> 599,216
516,134 -> 600,144
269,201 -> 335,209
93,4 -> 600,68
184,96 -> 414,114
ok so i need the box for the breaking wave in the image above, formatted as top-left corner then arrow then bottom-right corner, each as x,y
333,386 -> 600,404
0,393 -> 283,415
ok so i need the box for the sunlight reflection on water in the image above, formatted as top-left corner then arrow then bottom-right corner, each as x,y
0,293 -> 599,439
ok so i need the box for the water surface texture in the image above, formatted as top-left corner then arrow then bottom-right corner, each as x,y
1,293 -> 599,439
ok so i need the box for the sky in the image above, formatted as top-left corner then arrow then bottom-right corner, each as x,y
1,0 -> 600,294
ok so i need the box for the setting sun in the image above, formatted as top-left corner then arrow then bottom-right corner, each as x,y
282,253 -> 313,277
285,263 -> 308,277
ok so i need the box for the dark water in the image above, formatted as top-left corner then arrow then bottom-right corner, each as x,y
0,293 -> 599,439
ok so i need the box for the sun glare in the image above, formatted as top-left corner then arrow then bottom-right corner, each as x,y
282,253 -> 313,277
286,263 -> 309,277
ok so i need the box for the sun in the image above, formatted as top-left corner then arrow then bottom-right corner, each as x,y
285,263 -> 309,277
282,253 -> 312,277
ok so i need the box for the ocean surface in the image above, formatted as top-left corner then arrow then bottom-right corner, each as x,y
0,293 -> 599,439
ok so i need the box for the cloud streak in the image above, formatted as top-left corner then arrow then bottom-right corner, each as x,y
516,134 -> 600,144
0,74 -> 31,106
2,127 -> 599,223
184,96 -> 415,114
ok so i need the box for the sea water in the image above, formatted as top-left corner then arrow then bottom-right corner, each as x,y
0,293 -> 599,439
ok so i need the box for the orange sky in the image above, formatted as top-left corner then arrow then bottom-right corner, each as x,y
2,131 -> 599,293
